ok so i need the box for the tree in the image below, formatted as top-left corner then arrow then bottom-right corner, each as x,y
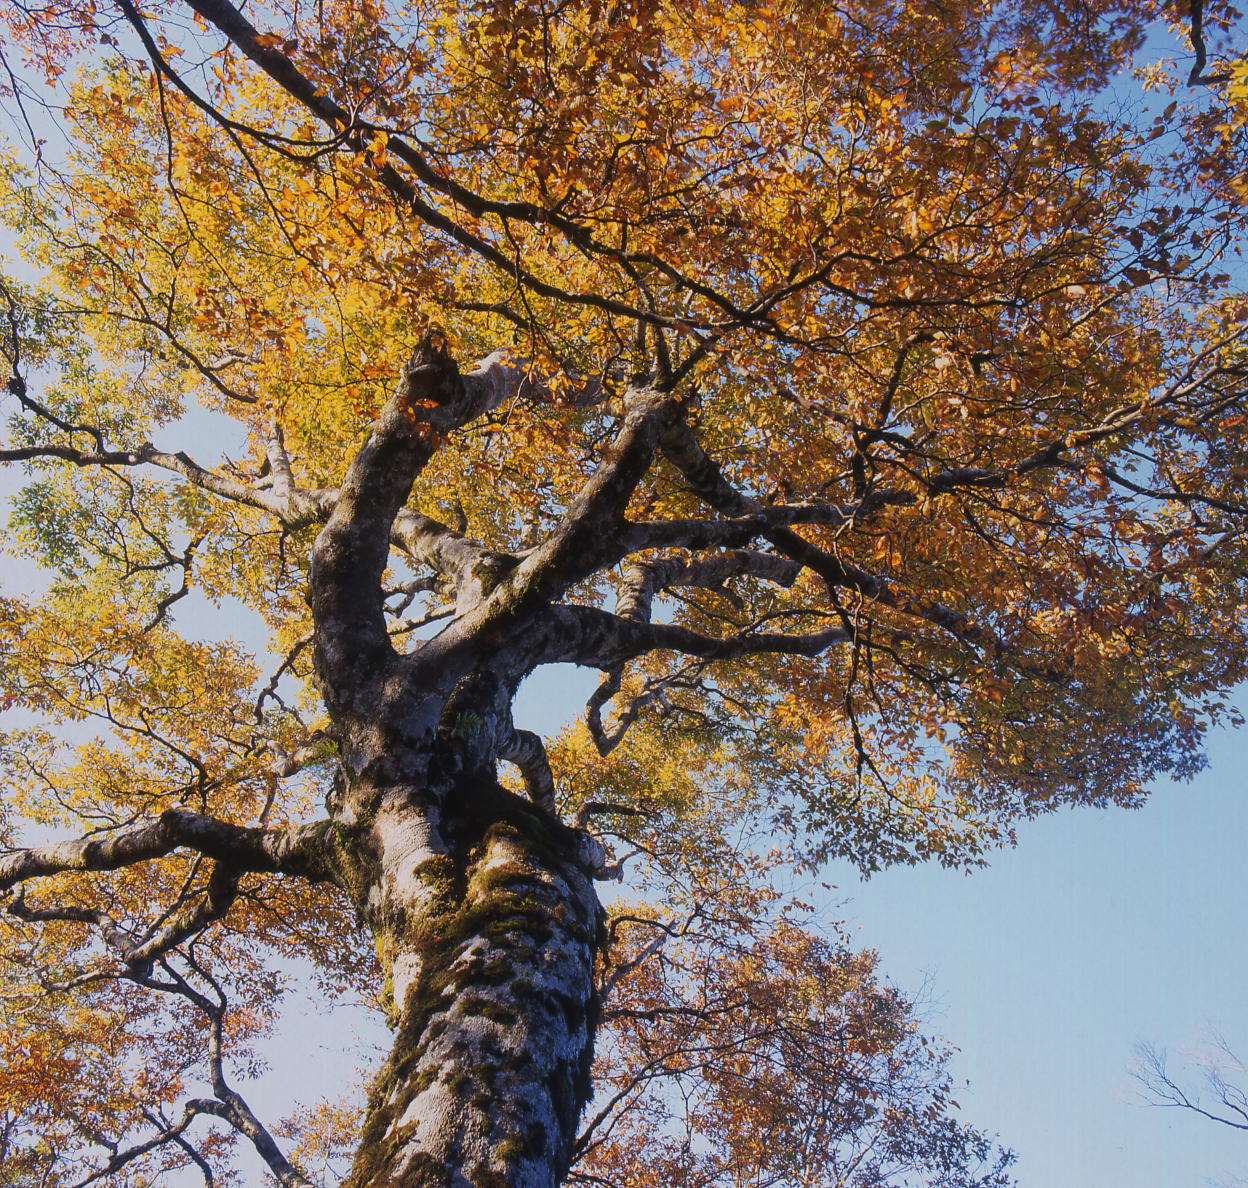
1134,1034 -> 1248,1186
1136,1034 -> 1248,1136
0,0 -> 1245,1182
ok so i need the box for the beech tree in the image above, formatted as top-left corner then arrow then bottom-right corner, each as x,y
0,0 -> 1245,1183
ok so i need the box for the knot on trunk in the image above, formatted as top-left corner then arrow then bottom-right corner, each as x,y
399,331 -> 475,430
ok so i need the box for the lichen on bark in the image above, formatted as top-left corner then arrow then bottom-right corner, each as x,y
345,781 -> 603,1188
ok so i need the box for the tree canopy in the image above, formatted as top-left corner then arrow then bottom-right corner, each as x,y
0,0 -> 1245,1183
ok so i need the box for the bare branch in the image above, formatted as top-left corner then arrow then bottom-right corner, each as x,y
1186,0 -> 1234,86
70,1100 -> 218,1187
615,550 -> 801,624
501,386 -> 680,604
136,961 -> 314,1187
582,550 -> 802,753
6,861 -> 239,975
585,667 -> 630,757
119,862 -> 241,972
4,372 -> 330,523
1135,1039 -> 1248,1133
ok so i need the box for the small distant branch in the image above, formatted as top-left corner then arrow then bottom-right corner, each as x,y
1134,1038 -> 1248,1132
69,1099 -> 217,1187
255,635 -> 313,720
133,960 -> 314,1186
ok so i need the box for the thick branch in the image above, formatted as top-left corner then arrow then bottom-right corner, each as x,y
581,550 -> 803,752
547,604 -> 849,670
615,549 -> 801,623
416,386 -> 680,671
306,336 -> 507,706
144,963 -> 315,1187
583,550 -> 803,753
0,809 -> 330,891
499,725 -> 556,811
504,386 -> 679,604
121,862 -> 242,971
7,860 -> 241,974
659,418 -> 1013,660
623,494 -> 909,551
585,667 -> 629,756
1186,0 -> 1233,86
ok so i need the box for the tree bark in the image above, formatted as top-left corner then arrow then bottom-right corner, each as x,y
343,780 -> 603,1188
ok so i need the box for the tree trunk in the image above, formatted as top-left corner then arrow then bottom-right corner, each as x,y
343,781 -> 603,1188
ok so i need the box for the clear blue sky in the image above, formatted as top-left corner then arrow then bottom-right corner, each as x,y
824,707 -> 1248,1187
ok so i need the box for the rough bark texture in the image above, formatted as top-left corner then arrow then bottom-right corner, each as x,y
287,339 -> 608,1186
341,782 -> 602,1188
0,335 -> 870,1183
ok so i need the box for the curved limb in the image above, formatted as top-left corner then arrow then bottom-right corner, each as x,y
133,958 -> 315,1187
499,724 -> 557,812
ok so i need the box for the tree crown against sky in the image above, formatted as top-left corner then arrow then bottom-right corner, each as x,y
0,0 -> 1245,1184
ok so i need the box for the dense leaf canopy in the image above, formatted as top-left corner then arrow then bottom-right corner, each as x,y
0,0 -> 1245,1182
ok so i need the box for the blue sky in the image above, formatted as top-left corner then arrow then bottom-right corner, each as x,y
827,706 -> 1248,1187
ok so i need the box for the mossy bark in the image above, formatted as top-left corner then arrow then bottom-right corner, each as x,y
344,782 -> 603,1187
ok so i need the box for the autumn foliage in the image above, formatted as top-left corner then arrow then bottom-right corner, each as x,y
0,0 -> 1245,1182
